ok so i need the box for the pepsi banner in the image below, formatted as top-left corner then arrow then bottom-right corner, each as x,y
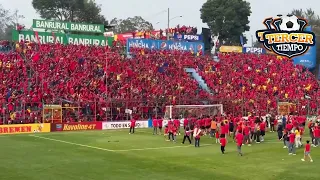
126,39 -> 204,54
243,47 -> 266,54
292,26 -> 316,69
173,34 -> 202,41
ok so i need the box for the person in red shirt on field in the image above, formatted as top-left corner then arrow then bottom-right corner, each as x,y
182,126 -> 192,144
164,125 -> 169,141
183,118 -> 189,130
243,123 -> 251,146
220,134 -> 227,154
205,116 -> 211,135
171,125 -> 177,142
153,118 -> 158,135
173,118 -> 180,135
236,130 -> 244,156
260,121 -> 266,142
313,126 -> 320,147
215,129 -> 220,143
193,125 -> 202,147
301,140 -> 313,162
158,118 -> 163,135
200,118 -> 205,132
286,121 -> 293,131
129,117 -> 136,134
220,122 -> 226,136
288,131 -> 296,155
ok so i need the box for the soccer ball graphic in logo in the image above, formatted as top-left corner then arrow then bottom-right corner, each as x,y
279,15 -> 300,31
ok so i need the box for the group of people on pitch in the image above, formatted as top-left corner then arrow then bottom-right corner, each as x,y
156,115 -> 316,161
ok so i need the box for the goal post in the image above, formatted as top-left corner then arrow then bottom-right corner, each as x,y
164,104 -> 224,120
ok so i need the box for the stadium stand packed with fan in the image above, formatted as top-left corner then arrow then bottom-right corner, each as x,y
1,1 -> 320,178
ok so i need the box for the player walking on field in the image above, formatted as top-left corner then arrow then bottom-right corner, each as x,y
301,140 -> 313,162
236,130 -> 244,156
193,126 -> 202,147
152,118 -> 158,135
129,118 -> 136,134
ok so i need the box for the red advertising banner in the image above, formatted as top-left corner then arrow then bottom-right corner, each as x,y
114,30 -> 162,41
51,122 -> 102,132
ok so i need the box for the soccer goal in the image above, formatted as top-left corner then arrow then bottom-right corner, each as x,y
164,104 -> 223,120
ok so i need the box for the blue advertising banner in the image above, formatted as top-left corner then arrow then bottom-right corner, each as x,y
173,34 -> 202,41
243,47 -> 266,54
126,39 -> 204,54
293,26 -> 316,69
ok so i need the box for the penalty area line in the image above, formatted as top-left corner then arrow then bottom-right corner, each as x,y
28,135 -> 212,152
29,135 -> 115,152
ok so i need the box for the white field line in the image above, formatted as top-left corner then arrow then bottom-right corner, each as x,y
29,135 -> 212,152
115,144 -> 213,152
29,135 -> 116,152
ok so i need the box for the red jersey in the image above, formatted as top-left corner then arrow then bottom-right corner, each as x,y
244,126 -> 250,135
200,119 -> 205,126
286,123 -> 293,131
236,133 -> 244,146
260,122 -> 266,131
205,119 -> 211,126
157,119 -> 163,127
221,125 -> 226,134
314,128 -> 320,138
130,119 -> 136,127
172,126 -> 177,135
220,138 -> 227,146
164,127 -> 169,134
289,133 -> 295,143
174,119 -> 180,127
237,124 -> 242,132
305,143 -> 311,152
152,119 -> 158,127
183,119 -> 189,126
215,131 -> 219,138
274,119 -> 278,126
225,124 -> 229,132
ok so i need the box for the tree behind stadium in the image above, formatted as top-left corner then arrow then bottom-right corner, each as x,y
200,0 -> 251,45
32,0 -> 108,25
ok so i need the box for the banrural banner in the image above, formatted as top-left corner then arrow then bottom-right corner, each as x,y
32,19 -> 105,33
12,30 -> 114,46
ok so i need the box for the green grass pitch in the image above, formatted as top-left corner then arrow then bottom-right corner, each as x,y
0,129 -> 319,180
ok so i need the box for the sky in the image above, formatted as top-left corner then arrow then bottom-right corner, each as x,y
0,0 -> 318,46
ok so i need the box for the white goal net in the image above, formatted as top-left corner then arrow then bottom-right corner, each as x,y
164,104 -> 224,120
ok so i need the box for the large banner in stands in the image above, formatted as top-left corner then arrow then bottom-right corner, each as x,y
126,39 -> 204,54
32,19 -> 105,33
115,30 -> 162,41
102,121 -> 148,129
0,123 -> 51,135
173,34 -> 202,41
12,30 -> 114,46
51,122 -> 102,132
219,46 -> 242,53
243,47 -> 266,54
293,26 -> 316,69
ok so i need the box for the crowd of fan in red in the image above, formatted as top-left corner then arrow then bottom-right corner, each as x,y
0,42 -> 319,124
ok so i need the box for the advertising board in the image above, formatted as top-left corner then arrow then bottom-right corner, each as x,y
51,122 -> 102,132
102,121 -> 148,130
0,123 -> 51,135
